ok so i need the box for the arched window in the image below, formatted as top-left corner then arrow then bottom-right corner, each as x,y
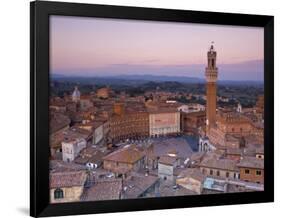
226,172 -> 229,178
54,188 -> 64,199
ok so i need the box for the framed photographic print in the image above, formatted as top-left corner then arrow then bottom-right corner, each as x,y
30,1 -> 274,217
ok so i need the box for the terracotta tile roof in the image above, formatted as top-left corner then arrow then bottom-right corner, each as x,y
50,160 -> 86,172
49,97 -> 66,107
66,111 -> 83,123
80,95 -> 92,100
82,179 -> 122,201
50,126 -> 91,149
123,174 -> 159,199
75,147 -> 109,165
237,156 -> 264,169
64,127 -> 92,141
184,110 -> 206,117
177,168 -> 206,182
190,152 -> 206,162
147,108 -> 179,114
49,112 -> 70,134
226,148 -> 242,155
50,171 -> 87,188
75,121 -> 104,130
102,145 -> 145,164
199,157 -> 238,171
159,183 -> 197,197
158,155 -> 177,166
255,147 -> 264,154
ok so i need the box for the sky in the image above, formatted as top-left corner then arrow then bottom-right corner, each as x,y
50,15 -> 264,81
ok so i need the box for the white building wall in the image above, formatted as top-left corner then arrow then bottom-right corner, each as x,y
199,137 -> 216,152
158,163 -> 174,183
62,138 -> 87,162
93,125 -> 104,144
177,104 -> 205,113
149,112 -> 180,136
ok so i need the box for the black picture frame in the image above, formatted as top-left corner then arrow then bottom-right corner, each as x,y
30,1 -> 274,217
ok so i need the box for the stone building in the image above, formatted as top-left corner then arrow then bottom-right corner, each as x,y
49,97 -> 67,113
200,111 -> 262,151
79,95 -> 93,111
50,171 -> 87,203
181,111 -> 206,134
62,138 -> 87,162
176,168 -> 206,194
198,155 -> 240,180
208,112 -> 263,148
102,144 -> 145,177
109,103 -> 149,142
157,155 -> 179,183
149,110 -> 180,137
50,112 -> 71,137
122,173 -> 160,199
199,44 -> 264,153
75,146 -> 109,168
49,112 -> 71,157
237,156 -> 264,184
225,148 -> 242,161
96,87 -> 111,99
76,121 -> 105,145
51,126 -> 92,160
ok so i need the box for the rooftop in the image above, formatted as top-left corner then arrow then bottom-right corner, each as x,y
199,157 -> 238,171
75,147 -> 109,165
123,173 -> 159,199
75,120 -> 104,130
177,168 -> 206,182
158,155 -> 177,166
102,144 -> 145,164
82,179 -> 122,201
50,160 -> 86,173
49,112 -> 71,134
63,127 -> 92,141
50,171 -> 87,189
237,156 -> 264,169
226,148 -> 242,155
159,183 -> 197,197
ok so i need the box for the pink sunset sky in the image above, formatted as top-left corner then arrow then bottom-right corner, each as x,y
50,15 -> 264,81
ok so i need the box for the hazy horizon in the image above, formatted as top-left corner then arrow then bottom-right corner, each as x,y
50,16 -> 264,81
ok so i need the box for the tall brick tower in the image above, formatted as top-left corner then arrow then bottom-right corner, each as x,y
205,42 -> 218,132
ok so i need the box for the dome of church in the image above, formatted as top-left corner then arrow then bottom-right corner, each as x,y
72,86 -> 80,102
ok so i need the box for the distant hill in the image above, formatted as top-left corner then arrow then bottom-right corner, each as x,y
51,74 -> 263,86
108,74 -> 204,83
51,74 -> 204,85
